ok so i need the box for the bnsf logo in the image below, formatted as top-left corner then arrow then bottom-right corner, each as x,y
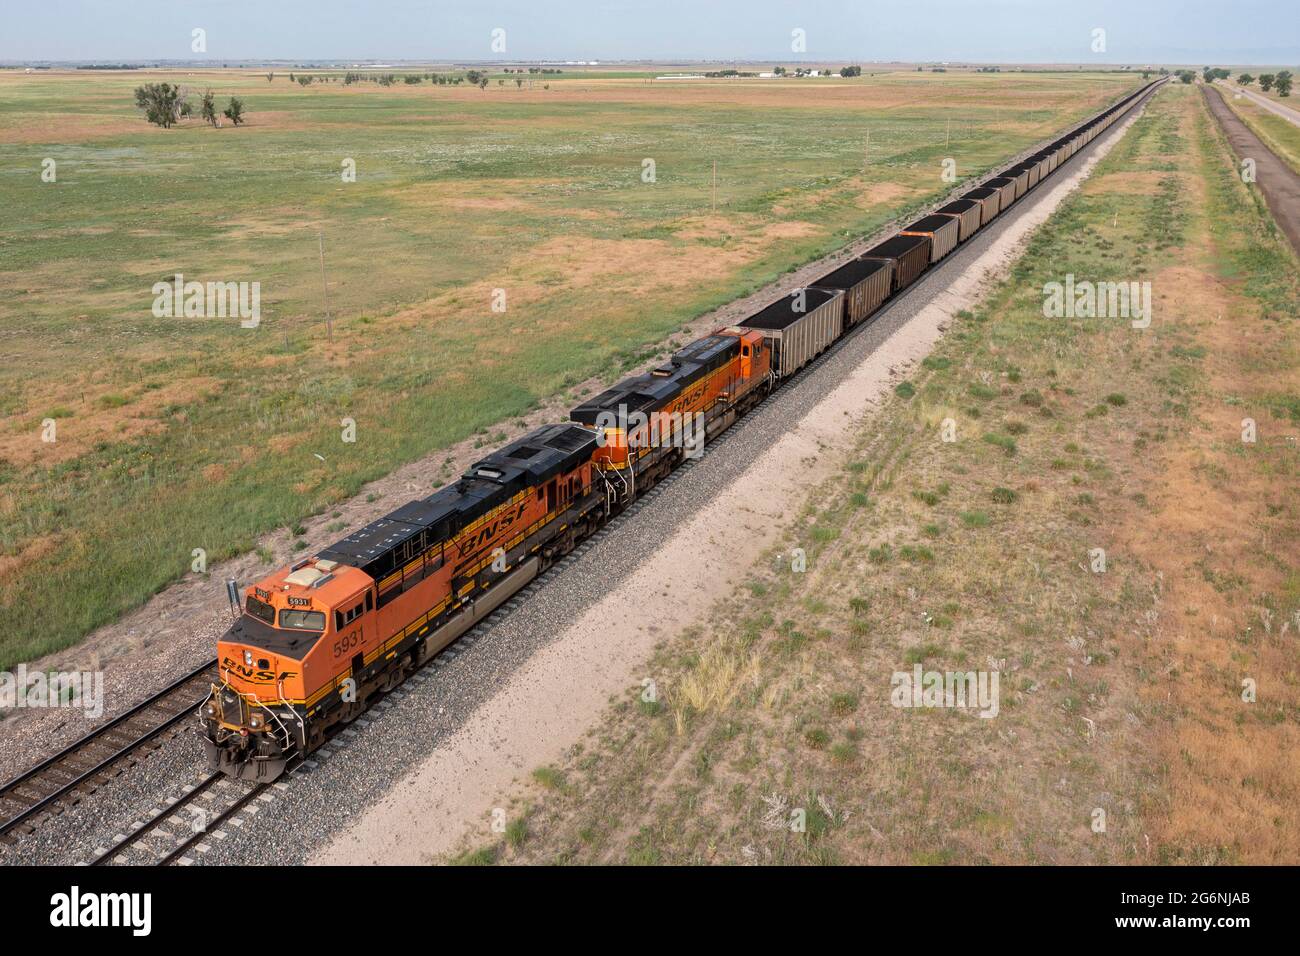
457,502 -> 527,558
222,655 -> 298,684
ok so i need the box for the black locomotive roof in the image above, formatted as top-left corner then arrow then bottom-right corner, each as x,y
935,199 -> 980,215
666,334 -> 737,375
741,287 -> 840,331
570,334 -> 739,425
570,374 -> 683,425
903,214 -> 958,234
319,423 -> 598,579
467,422 -> 598,489
811,256 -> 889,291
862,234 -> 929,261
962,187 -> 998,200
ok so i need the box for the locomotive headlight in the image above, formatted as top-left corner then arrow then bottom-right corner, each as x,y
248,711 -> 265,730
202,702 -> 219,720
243,649 -> 253,666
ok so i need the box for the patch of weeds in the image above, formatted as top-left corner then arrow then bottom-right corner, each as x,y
904,643 -> 943,665
982,432 -> 1018,456
451,846 -> 497,866
505,818 -> 528,849
831,742 -> 858,765
804,727 -> 830,749
895,381 -> 916,400
991,487 -> 1018,504
830,692 -> 859,716
532,766 -> 566,791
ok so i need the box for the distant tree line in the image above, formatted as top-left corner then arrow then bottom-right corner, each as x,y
1200,66 -> 1291,96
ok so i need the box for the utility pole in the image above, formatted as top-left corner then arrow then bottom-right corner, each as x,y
318,231 -> 333,343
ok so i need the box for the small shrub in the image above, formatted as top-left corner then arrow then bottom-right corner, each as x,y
831,693 -> 859,716
991,486 -> 1018,504
982,432 -> 1017,456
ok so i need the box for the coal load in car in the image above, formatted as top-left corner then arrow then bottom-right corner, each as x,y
809,256 -> 892,327
735,287 -> 844,379
934,199 -> 982,243
961,186 -> 1001,226
860,234 -> 931,293
900,214 -> 961,263
984,176 -> 1018,211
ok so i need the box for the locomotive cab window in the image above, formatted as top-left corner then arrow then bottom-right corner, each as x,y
246,595 -> 275,625
333,601 -> 365,631
279,608 -> 325,631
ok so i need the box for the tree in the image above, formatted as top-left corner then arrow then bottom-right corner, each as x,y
840,65 -> 862,78
200,89 -> 219,126
223,96 -> 246,126
1177,70 -> 1195,84
133,82 -> 189,128
1259,73 -> 1275,92
773,66 -> 786,76
1237,73 -> 1254,86
266,72 -> 275,82
1277,71 -> 1294,97
479,77 -> 489,90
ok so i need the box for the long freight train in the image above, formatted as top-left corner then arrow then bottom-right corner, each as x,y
203,78 -> 1164,780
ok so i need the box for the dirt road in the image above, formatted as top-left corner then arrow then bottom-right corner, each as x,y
1204,85 -> 1300,253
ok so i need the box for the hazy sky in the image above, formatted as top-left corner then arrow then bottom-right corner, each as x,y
4,0 -> 1297,65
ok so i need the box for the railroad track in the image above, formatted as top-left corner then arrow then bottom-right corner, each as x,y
0,657 -> 218,844
88,773 -> 269,866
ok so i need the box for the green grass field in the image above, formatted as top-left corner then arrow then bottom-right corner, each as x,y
0,68 -> 1140,668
